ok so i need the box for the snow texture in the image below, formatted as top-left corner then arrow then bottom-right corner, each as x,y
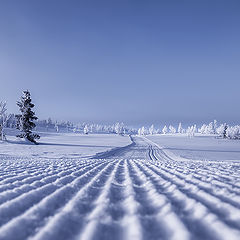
0,134 -> 240,240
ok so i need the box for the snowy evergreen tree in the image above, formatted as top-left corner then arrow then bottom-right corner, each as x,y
213,120 -> 217,134
138,126 -> 146,135
149,124 -> 154,135
187,125 -> 195,137
84,125 -> 89,134
0,101 -> 7,140
177,122 -> 183,133
54,121 -> 59,132
226,125 -> 240,139
223,124 -> 228,139
114,122 -> 125,135
206,122 -> 214,134
162,125 -> 168,134
169,125 -> 176,134
138,128 -> 141,135
199,124 -> 207,134
16,90 -> 40,144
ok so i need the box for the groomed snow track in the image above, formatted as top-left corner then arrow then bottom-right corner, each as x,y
0,136 -> 240,240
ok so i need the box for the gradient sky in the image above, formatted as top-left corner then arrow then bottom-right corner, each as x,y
0,0 -> 239,126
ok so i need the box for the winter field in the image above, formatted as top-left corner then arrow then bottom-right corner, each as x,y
0,132 -> 240,240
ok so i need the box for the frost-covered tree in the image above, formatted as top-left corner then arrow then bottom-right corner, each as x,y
16,90 -> 40,144
114,122 -> 125,135
226,125 -> 240,139
213,120 -> 217,134
46,117 -> 53,131
162,125 -> 168,134
84,125 -> 89,134
198,121 -> 217,134
177,122 -> 183,134
138,126 -> 146,135
0,101 -> 7,140
206,122 -> 214,134
216,123 -> 225,136
169,125 -> 176,134
155,128 -> 160,134
54,121 -> 59,132
187,125 -> 195,137
199,124 -> 207,134
223,124 -> 228,139
138,128 -> 141,135
149,124 -> 154,135
193,124 -> 197,134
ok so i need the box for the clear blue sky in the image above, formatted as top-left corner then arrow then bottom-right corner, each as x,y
0,0 -> 239,126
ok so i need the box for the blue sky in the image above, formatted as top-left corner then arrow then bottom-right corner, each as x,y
0,0 -> 239,126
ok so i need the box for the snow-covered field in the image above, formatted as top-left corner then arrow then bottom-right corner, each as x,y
146,134 -> 240,161
0,133 -> 240,240
0,132 -> 132,159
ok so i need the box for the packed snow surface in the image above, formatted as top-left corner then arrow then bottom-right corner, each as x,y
0,133 -> 240,240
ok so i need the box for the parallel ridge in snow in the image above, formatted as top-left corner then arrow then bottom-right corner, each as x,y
0,136 -> 239,240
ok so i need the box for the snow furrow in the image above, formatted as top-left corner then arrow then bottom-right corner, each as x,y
120,159 -> 143,240
0,160 -> 111,240
0,135 -> 239,240
148,149 -> 240,229
29,160 -> 117,240
135,160 -> 240,240
128,159 -> 190,240
0,160 -> 111,228
77,159 -> 122,240
0,160 -> 105,205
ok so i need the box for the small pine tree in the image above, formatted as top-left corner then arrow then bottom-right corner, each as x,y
84,125 -> 89,134
177,122 -> 183,133
223,124 -> 228,139
149,124 -> 154,135
16,90 -> 40,144
162,125 -> 168,134
169,125 -> 176,134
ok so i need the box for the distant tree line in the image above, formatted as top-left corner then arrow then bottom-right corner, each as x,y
1,92 -> 239,142
137,120 -> 240,139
